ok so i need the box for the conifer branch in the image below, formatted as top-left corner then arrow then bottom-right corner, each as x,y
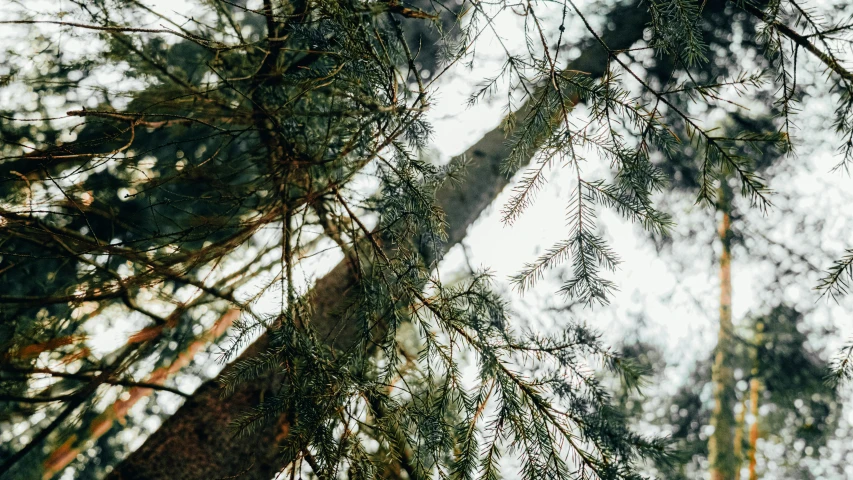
736,1 -> 853,83
817,249 -> 853,300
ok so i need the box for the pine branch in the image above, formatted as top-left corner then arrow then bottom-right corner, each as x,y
736,1 -> 853,83
817,249 -> 853,300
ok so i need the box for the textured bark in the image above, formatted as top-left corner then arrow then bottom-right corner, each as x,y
108,8 -> 649,480
709,186 -> 737,480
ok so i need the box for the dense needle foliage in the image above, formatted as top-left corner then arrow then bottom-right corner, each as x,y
0,0 -> 852,479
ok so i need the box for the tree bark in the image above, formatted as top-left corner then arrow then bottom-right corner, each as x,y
107,7 -> 649,480
709,184 -> 737,480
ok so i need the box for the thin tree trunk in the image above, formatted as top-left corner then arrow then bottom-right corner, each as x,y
748,320 -> 763,480
107,9 -> 651,480
748,377 -> 760,480
733,394 -> 747,480
709,184 -> 737,480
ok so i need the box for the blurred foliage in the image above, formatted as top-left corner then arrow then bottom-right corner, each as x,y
616,305 -> 841,479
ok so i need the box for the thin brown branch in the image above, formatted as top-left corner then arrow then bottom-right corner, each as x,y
40,309 -> 237,479
0,20 -> 224,48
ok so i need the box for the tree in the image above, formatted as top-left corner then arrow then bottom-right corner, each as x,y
1,0 -> 852,479
107,5 -> 657,480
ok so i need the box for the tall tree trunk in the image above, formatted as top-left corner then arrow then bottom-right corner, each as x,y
104,116 -> 528,480
107,8 -> 651,480
747,377 -> 760,480
709,184 -> 737,480
748,320 -> 763,480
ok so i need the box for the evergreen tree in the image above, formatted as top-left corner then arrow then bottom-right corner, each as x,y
108,4 -> 657,479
